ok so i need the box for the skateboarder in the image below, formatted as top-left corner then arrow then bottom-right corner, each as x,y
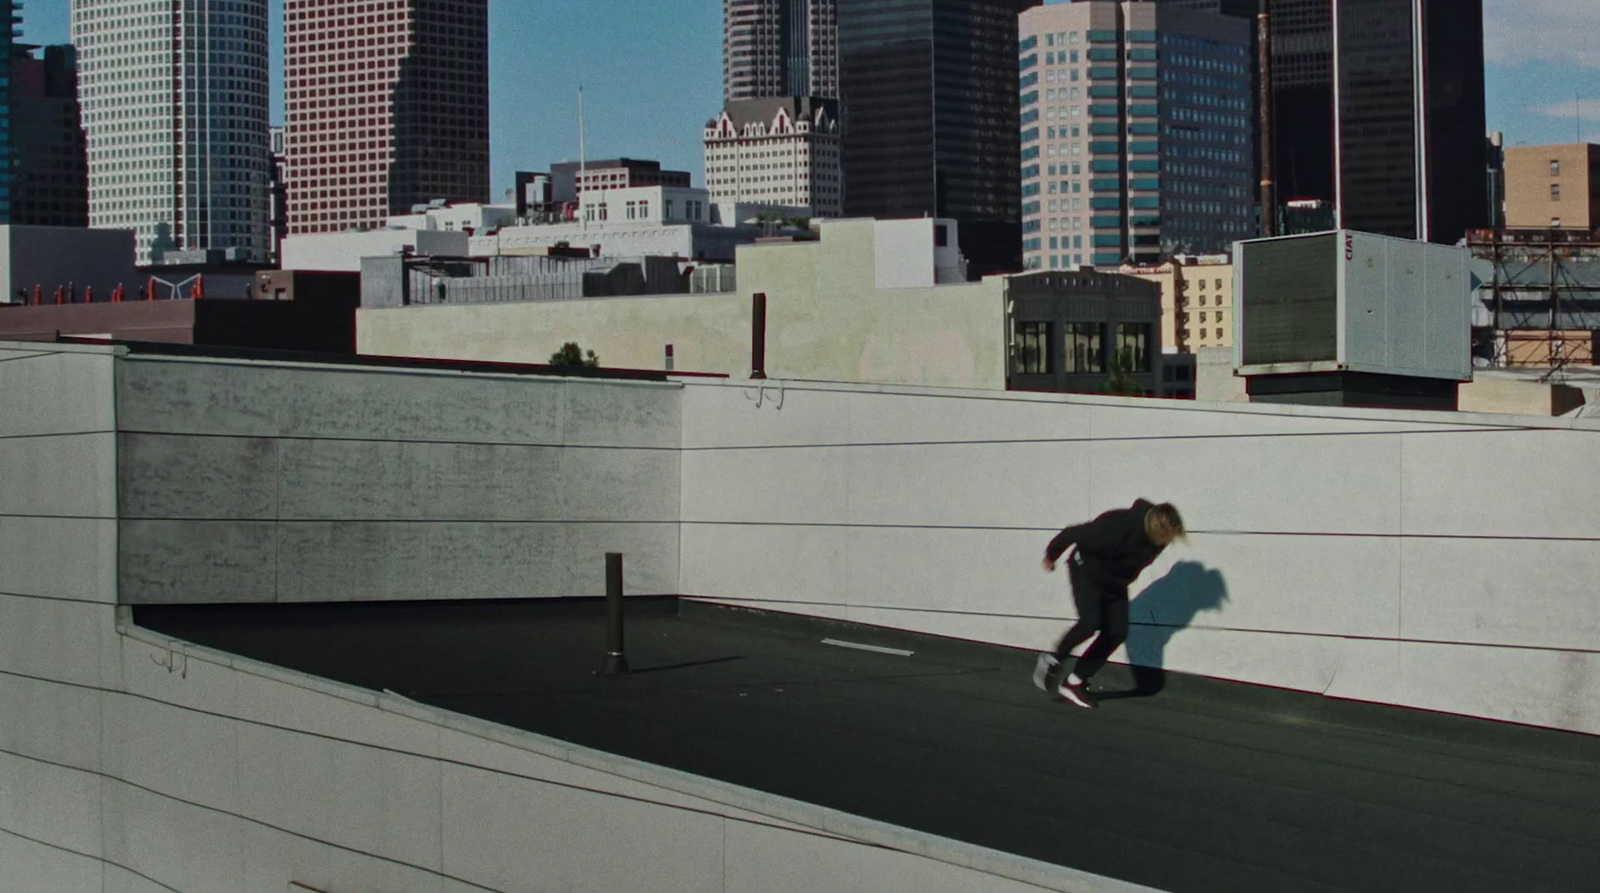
1034,499 -> 1185,708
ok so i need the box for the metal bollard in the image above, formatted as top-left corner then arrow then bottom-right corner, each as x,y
603,552 -> 629,675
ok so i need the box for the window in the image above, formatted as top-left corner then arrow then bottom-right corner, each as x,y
1551,183 -> 1561,201
1013,321 -> 1052,374
1551,160 -> 1561,176
1064,322 -> 1104,373
1552,217 -> 1562,227
1115,323 -> 1152,372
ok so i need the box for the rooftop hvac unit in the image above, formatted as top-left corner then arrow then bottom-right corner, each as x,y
1233,230 -> 1472,382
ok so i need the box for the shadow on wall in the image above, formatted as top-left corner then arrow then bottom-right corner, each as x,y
1103,561 -> 1230,700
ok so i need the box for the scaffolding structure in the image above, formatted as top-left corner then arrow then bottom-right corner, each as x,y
1467,229 -> 1600,380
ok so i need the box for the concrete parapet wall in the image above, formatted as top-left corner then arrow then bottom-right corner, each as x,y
11,344 -> 1130,893
676,379 -> 1600,735
113,354 -> 682,604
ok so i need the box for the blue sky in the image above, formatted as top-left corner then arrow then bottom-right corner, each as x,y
21,0 -> 1599,199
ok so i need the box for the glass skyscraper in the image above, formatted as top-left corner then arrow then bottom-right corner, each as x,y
0,0 -> 17,223
1019,1 -> 1254,271
1160,0 -> 1488,245
840,0 -> 1032,278
72,0 -> 272,263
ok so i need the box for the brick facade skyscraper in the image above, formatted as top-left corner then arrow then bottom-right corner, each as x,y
284,0 -> 488,235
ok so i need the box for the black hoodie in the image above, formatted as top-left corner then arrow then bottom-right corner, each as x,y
1045,498 -> 1166,587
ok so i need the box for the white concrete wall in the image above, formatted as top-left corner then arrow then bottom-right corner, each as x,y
281,230 -> 471,272
8,342 -> 1150,893
677,378 -> 1600,735
113,354 -> 683,604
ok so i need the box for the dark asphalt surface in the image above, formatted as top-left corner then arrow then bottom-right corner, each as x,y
133,598 -> 1600,893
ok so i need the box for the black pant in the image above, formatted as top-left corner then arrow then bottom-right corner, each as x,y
1052,559 -> 1129,680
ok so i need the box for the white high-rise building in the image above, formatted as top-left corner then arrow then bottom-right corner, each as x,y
71,0 -> 271,264
704,97 -> 842,218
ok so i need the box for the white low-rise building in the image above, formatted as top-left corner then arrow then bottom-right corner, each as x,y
464,186 -> 807,262
280,229 -> 470,273
705,97 -> 842,218
387,202 -> 520,234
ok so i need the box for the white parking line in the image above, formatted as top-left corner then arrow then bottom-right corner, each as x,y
821,638 -> 914,657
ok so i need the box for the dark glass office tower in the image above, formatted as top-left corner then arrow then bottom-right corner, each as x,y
840,0 -> 1035,277
10,45 -> 89,227
1163,0 -> 1486,244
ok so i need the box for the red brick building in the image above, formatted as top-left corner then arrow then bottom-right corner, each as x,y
284,0 -> 489,235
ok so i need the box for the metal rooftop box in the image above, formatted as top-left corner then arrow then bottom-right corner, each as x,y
1233,230 -> 1472,382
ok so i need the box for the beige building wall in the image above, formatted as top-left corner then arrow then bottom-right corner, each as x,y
358,218 -> 1008,390
1122,258 -> 1233,354
1121,263 -> 1180,352
1179,260 -> 1234,351
1504,143 -> 1599,230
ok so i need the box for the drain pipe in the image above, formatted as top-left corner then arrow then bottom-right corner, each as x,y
603,552 -> 629,675
751,292 -> 768,379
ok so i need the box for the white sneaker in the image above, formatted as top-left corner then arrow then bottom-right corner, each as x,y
1058,675 -> 1098,709
1032,653 -> 1060,691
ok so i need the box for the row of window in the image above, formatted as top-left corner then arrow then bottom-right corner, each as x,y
1012,321 -> 1153,376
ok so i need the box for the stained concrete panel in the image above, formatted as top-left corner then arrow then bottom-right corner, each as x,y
0,433 -> 115,518
561,377 -> 684,449
118,520 -> 278,604
0,518 -> 116,603
274,521 -> 563,602
116,356 -> 586,445
560,522 -> 680,596
276,438 -> 565,522
118,433 -> 280,520
557,446 -> 680,522
274,520 -> 679,601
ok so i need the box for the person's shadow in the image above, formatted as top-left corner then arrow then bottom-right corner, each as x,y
1098,561 -> 1229,700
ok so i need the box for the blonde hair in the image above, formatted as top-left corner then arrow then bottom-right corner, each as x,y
1147,503 -> 1186,542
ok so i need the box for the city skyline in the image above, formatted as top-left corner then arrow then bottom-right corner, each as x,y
16,0 -> 1600,204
